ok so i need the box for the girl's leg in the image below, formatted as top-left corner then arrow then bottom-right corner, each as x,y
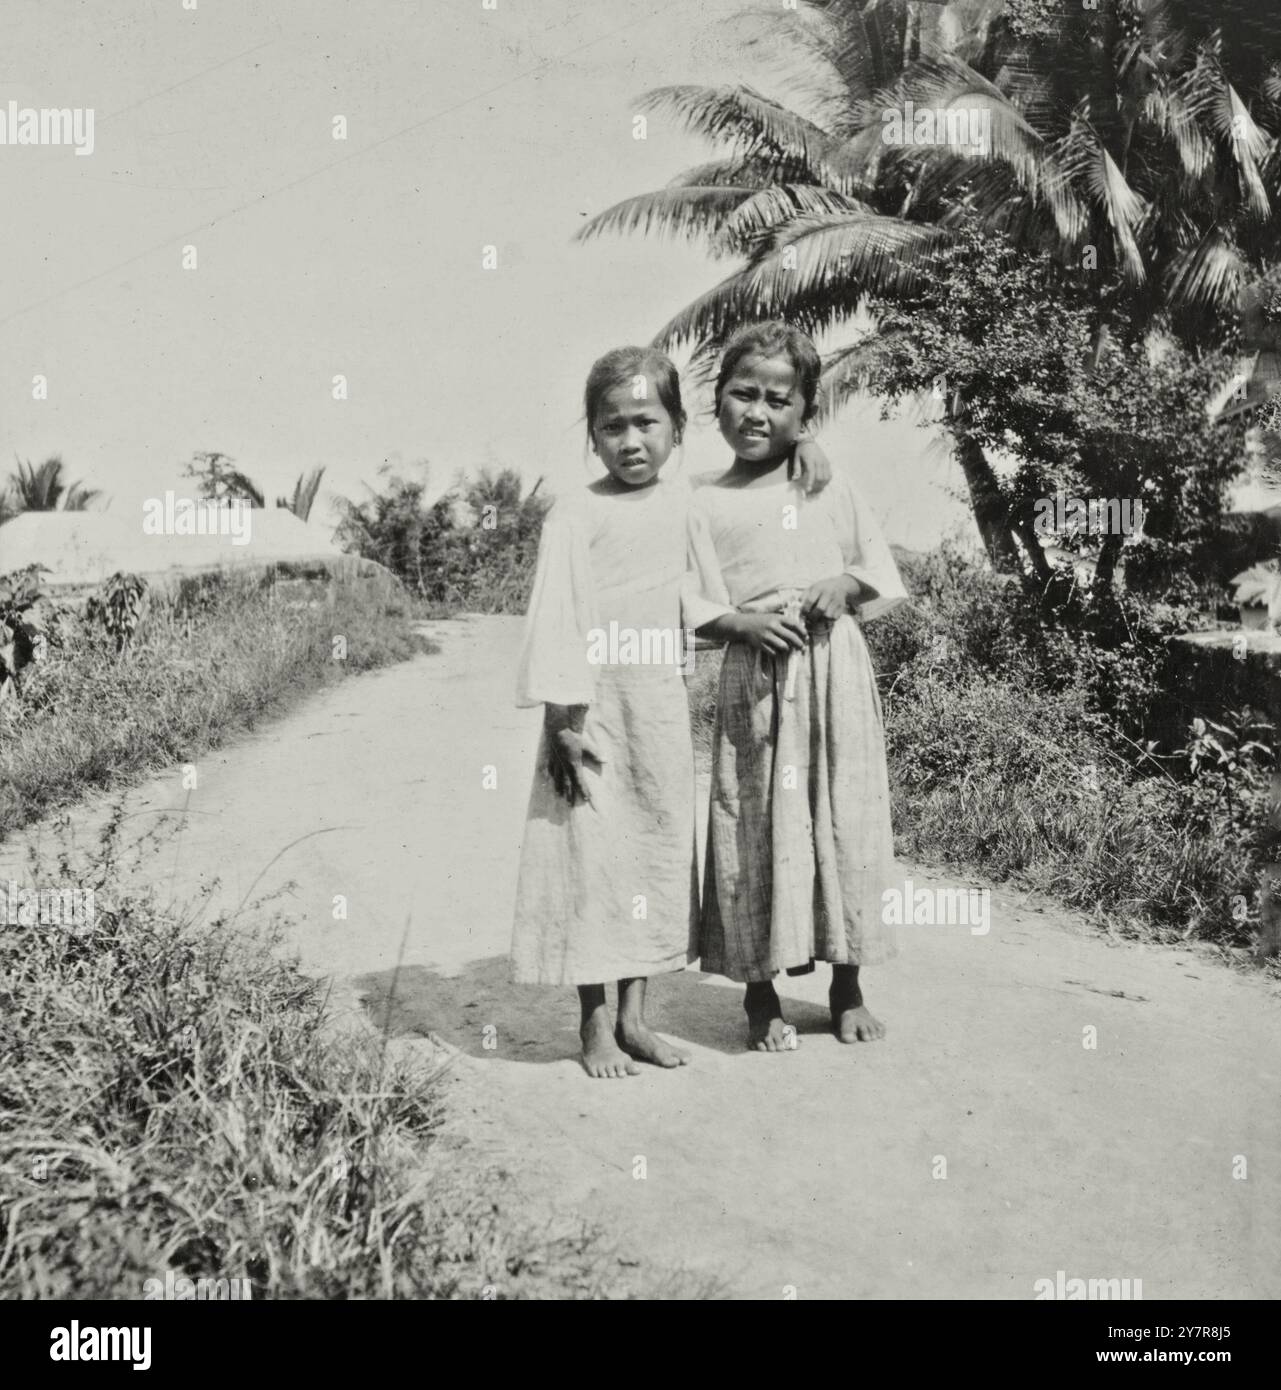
616,977 -> 689,1068
829,963 -> 886,1044
744,979 -> 797,1052
579,983 -> 639,1079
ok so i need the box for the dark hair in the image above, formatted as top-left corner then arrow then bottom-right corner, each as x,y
713,321 -> 822,422
583,346 -> 686,444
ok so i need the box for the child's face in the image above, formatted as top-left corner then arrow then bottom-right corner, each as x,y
717,354 -> 806,464
591,376 -> 677,486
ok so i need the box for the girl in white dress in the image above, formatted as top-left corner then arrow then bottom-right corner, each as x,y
684,322 -> 908,1052
512,346 -> 836,1078
511,347 -> 699,1078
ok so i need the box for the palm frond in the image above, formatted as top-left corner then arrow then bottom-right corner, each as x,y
1059,111 -> 1148,281
1163,227 -> 1245,319
1213,77 -> 1275,219
62,483 -> 101,512
668,154 -> 811,188
860,0 -> 910,91
716,184 -> 873,253
650,211 -> 946,352
1142,86 -> 1213,180
279,467 -> 326,521
577,186 -> 759,251
226,471 -> 265,507
640,85 -> 835,179
875,55 -> 1089,245
813,330 -> 903,421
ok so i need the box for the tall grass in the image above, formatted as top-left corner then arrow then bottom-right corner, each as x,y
0,572 -> 430,842
0,820 -> 713,1299
883,667 -> 1263,948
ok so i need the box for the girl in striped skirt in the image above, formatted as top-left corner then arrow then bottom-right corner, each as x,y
684,322 -> 908,1052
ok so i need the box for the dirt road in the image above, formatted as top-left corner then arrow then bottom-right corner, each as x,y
10,615 -> 1280,1299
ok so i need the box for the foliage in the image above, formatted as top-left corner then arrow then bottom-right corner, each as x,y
1229,561 -> 1281,621
183,450 -> 265,507
1177,712 -> 1276,851
84,573 -> 149,654
277,466 -> 326,521
857,226 -> 1247,594
0,572 -> 430,840
579,0 -> 1280,569
1,457 -> 100,517
0,565 -> 51,701
881,657 -> 1269,949
0,829 -> 702,1297
335,467 -> 549,613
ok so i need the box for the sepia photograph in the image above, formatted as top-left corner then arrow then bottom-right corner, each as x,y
0,0 -> 1278,1346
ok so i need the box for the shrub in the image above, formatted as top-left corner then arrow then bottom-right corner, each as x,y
883,657 -> 1268,948
336,468 -> 548,613
0,571 -> 430,841
0,854 -> 706,1298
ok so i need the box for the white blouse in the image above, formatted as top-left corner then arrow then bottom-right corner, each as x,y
682,466 -> 908,632
514,474 -> 690,708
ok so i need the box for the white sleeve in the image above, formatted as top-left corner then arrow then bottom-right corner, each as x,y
681,493 -> 737,633
514,496 -> 598,707
836,472 -> 909,623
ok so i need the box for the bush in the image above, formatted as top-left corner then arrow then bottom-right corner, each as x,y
336,468 -> 548,613
883,659 -> 1269,949
0,848 -> 708,1298
0,569 -> 431,841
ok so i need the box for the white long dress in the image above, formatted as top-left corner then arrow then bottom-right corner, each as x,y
683,466 -> 908,983
510,475 -> 699,985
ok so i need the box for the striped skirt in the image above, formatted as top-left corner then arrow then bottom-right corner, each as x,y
700,614 -> 897,982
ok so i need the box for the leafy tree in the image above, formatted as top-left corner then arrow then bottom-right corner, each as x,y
335,466 -> 549,612
183,451 -> 265,506
853,225 -> 1246,596
579,0 -> 1281,567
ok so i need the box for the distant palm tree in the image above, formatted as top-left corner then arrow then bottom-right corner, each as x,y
184,450 -> 264,506
277,467 -> 326,521
1,456 -> 102,518
578,0 -> 1281,566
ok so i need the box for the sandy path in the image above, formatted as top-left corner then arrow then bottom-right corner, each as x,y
8,614 -> 1280,1299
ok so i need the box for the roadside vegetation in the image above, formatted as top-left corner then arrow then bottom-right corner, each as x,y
0,565 -> 429,842
0,819 -> 707,1299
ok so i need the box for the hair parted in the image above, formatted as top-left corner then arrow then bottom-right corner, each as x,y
583,346 -> 686,443
713,321 -> 822,422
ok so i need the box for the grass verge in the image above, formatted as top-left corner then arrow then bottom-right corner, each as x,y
0,573 -> 432,842
0,822 -> 712,1299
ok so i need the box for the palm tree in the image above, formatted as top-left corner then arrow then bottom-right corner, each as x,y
184,450 -> 265,507
277,467 -> 326,521
578,0 -> 1281,568
1,456 -> 102,517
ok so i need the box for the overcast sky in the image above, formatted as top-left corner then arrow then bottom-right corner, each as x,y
0,0 -> 969,549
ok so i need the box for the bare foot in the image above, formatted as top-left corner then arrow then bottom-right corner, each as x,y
616,1021 -> 689,1069
744,981 -> 798,1053
832,1003 -> 886,1043
581,1009 -> 639,1078
829,967 -> 886,1043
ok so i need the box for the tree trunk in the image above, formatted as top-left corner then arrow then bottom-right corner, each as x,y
948,420 -> 1022,573
1013,513 -> 1054,588
1092,532 -> 1124,598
